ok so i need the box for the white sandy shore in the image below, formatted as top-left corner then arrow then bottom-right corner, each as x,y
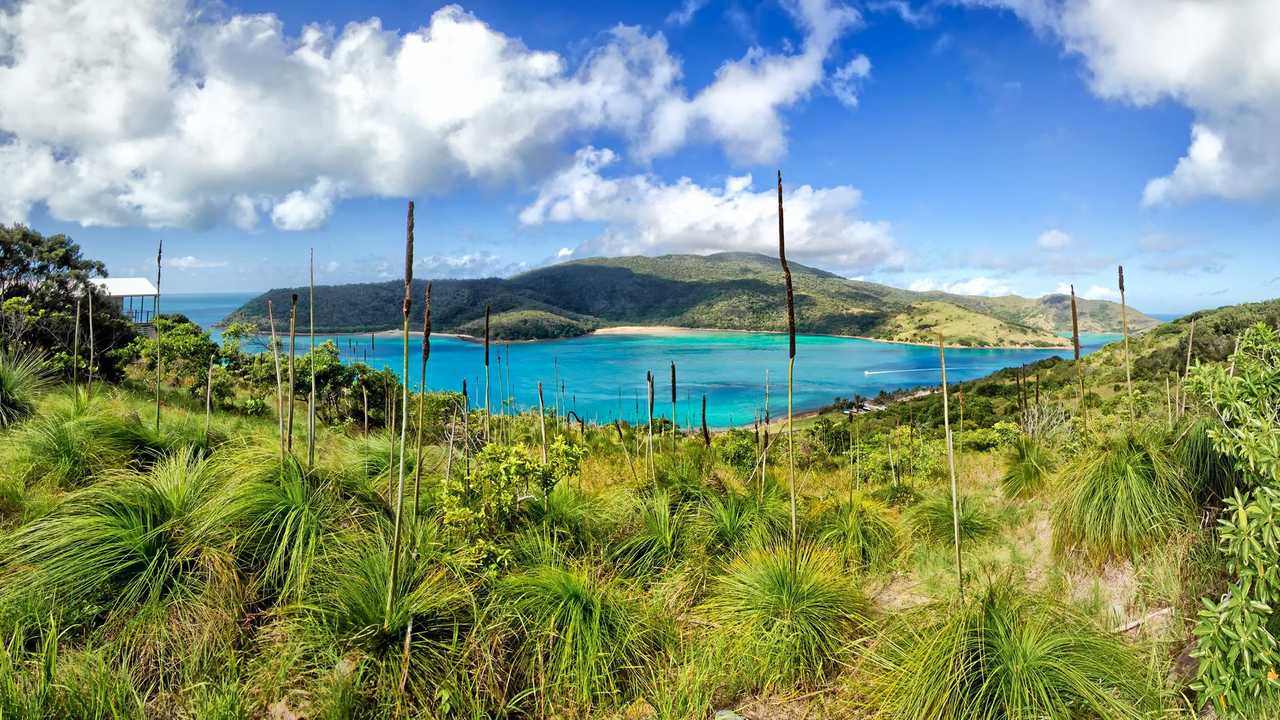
334,324 -> 1069,350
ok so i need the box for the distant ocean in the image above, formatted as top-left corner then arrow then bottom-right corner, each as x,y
1148,312 -> 1184,322
164,292 -> 257,331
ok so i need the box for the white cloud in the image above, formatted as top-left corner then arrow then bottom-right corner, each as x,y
414,252 -> 527,278
869,1 -> 933,25
831,54 -> 872,108
270,178 -> 340,231
910,276 -> 1014,296
165,255 -> 229,270
665,0 -> 706,26
1036,228 -> 1071,250
641,0 -> 862,162
1050,282 -> 1119,302
971,0 -> 1280,205
0,0 -> 862,229
556,247 -> 574,258
520,146 -> 903,274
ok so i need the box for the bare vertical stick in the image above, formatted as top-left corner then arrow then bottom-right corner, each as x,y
646,370 -> 655,485
1118,265 -> 1134,424
362,382 -> 369,435
204,354 -> 214,445
938,335 -> 963,598
154,240 -> 163,431
538,381 -> 547,465
670,361 -> 677,449
287,294 -> 298,452
268,300 -> 284,459
72,295 -> 81,391
701,394 -> 710,446
1070,285 -> 1087,430
1180,318 -> 1196,416
412,283 -> 431,534
777,170 -> 798,557
386,200 -> 414,629
484,305 -> 491,441
762,369 -> 770,498
1165,373 -> 1173,431
86,283 -> 94,394
307,249 -> 317,468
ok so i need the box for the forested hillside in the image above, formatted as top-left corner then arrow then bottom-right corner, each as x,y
227,253 -> 1158,346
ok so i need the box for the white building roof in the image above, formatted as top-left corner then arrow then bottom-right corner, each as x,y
90,277 -> 159,296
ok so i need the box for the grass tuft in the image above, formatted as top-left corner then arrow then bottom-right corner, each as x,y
1052,430 -> 1192,563
1000,435 -> 1055,499
820,491 -> 903,572
699,544 -> 867,692
910,493 -> 997,546
866,580 -> 1162,719
0,352 -> 51,428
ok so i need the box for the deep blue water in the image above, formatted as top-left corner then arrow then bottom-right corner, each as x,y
164,293 -> 1118,427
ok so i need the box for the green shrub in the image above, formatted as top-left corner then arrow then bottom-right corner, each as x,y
0,352 -> 51,428
496,563 -> 669,714
1000,435 -> 1055,498
866,580 -> 1162,719
820,492 -> 903,572
1052,430 -> 1192,562
698,545 -> 867,692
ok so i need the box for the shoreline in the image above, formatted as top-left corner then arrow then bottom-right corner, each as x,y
327,324 -> 1073,351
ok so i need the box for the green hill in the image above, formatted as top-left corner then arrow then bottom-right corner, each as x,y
225,252 -> 1158,347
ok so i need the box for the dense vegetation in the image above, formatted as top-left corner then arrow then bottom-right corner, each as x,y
227,253 -> 1158,345
3,230 -> 1277,718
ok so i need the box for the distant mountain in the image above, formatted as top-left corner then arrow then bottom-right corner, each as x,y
225,252 -> 1159,348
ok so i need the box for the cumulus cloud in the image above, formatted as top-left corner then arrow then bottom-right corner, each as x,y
165,255 -> 229,269
970,0 -> 1280,205
831,54 -> 872,108
0,0 -> 860,229
641,0 -> 863,162
1050,282 -> 1119,302
414,252 -> 528,279
909,276 -> 1014,296
1036,228 -> 1071,250
520,146 -> 903,274
270,178 -> 341,231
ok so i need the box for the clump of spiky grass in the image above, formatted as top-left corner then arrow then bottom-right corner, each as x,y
0,624 -> 145,718
910,493 -> 996,546
820,491 -> 903,572
0,352 -> 51,428
1052,431 -> 1192,563
0,449 -> 241,684
521,483 -> 613,555
698,544 -> 867,692
278,526 -> 474,713
612,490 -> 687,577
1178,417 -> 1242,503
692,487 -> 789,555
204,444 -> 339,604
8,392 -> 133,488
495,562 -> 670,714
1000,435 -> 1055,499
865,580 -> 1162,719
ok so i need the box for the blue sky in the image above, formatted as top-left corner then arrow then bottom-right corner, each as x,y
2,0 -> 1277,313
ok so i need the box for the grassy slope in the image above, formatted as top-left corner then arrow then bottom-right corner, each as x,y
227,252 -> 1154,346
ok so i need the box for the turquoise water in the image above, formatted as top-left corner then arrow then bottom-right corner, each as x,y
165,293 -> 1118,427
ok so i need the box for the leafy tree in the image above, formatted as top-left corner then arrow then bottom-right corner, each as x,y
1189,323 -> 1280,715
0,224 -> 135,379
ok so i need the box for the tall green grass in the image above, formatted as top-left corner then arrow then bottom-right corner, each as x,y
279,526 -> 474,714
496,562 -> 669,714
0,352 -> 51,428
8,392 -> 133,488
699,544 -> 867,692
613,490 -> 687,577
820,491 -> 903,572
866,580 -> 1162,719
1000,435 -> 1055,499
910,493 -> 997,546
1052,431 -> 1192,562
